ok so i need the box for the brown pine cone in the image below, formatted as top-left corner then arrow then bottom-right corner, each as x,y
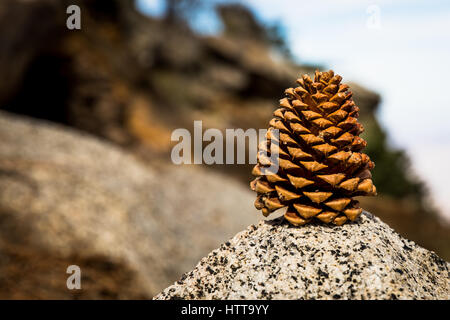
250,70 -> 376,226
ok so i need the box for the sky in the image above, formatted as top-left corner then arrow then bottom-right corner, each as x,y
137,0 -> 450,221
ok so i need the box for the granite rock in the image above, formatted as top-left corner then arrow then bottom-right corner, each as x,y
155,212 -> 450,300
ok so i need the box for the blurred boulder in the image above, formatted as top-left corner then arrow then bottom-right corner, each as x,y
0,111 -> 258,298
156,212 -> 450,300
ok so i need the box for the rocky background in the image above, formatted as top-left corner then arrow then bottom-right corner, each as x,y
0,0 -> 449,299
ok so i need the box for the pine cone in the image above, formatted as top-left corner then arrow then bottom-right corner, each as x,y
250,70 -> 376,226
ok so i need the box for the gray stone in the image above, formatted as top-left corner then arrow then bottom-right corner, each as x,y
0,111 -> 258,298
155,212 -> 450,300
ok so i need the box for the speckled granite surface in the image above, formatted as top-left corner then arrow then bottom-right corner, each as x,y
155,212 -> 450,300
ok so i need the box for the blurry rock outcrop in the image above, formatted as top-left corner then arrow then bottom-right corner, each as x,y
0,0 -> 449,258
156,212 -> 450,300
0,111 -> 258,298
